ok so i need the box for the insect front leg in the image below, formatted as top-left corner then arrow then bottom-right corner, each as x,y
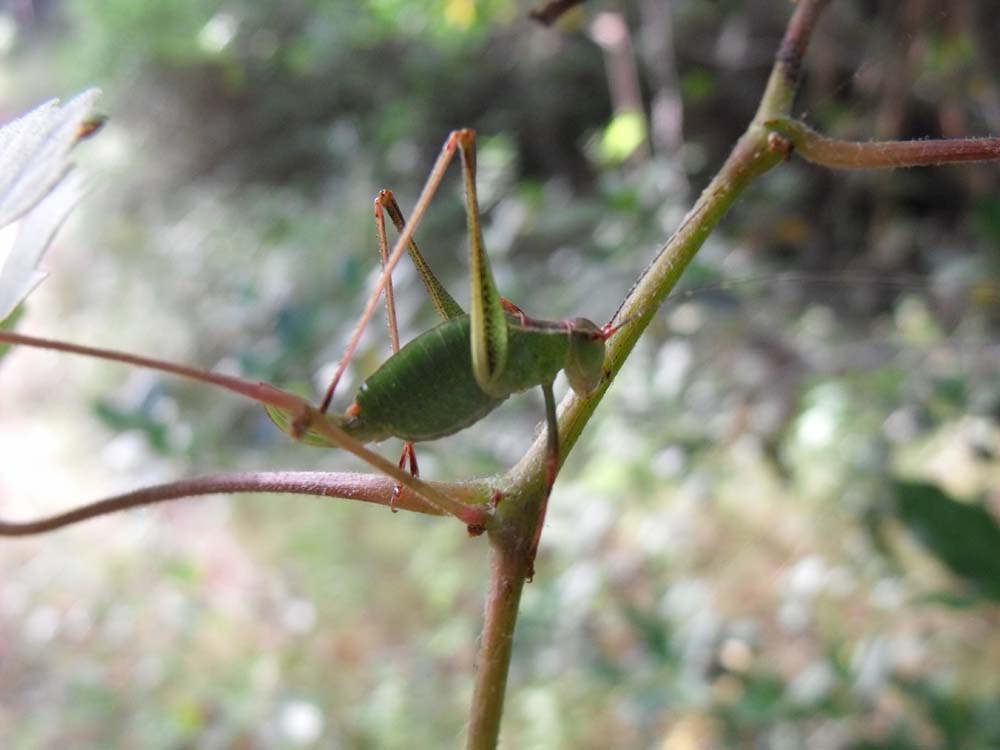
525,382 -> 560,580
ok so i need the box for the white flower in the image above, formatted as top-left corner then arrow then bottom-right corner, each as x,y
0,89 -> 101,322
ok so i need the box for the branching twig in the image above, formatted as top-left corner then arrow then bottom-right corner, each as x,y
0,329 -> 493,526
0,472 -> 489,536
466,2 -> 836,747
0,329 -> 307,413
767,118 -> 1000,169
304,412 -> 493,527
3,2 -> 994,747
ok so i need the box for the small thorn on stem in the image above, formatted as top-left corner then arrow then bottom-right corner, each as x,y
489,490 -> 504,509
767,131 -> 794,160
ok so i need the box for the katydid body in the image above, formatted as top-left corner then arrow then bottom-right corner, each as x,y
299,129 -> 619,570
328,311 -> 607,444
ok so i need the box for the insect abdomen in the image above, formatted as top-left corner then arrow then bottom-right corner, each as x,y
354,316 -> 507,442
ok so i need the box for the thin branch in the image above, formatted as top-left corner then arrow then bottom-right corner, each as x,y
0,471 -> 492,536
0,329 -> 493,527
468,4 -> 838,745
510,0 -> 836,494
304,412 -> 492,528
757,0 -> 833,118
766,118 -> 1000,169
466,533 -> 529,750
0,329 -> 308,413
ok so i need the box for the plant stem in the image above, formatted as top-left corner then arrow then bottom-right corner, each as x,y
0,472 -> 493,536
767,118 -> 1000,168
516,0 -> 830,480
757,0 -> 832,117
0,329 -> 492,528
0,330 -> 307,413
467,1 -> 833,745
307,415 -> 492,526
466,527 -> 530,750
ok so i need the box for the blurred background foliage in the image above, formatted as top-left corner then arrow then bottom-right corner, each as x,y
0,0 -> 998,748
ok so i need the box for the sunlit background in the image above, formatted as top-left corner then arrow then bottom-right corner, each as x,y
1,1 -> 999,747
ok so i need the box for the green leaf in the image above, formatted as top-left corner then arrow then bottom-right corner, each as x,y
92,400 -> 171,453
599,112 -> 647,164
894,481 -> 1000,602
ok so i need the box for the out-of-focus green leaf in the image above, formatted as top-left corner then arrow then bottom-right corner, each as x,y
92,400 -> 171,453
680,68 -> 716,103
599,112 -> 647,164
972,194 -> 1000,246
721,673 -> 787,726
912,590 -> 983,609
898,677 -> 1000,750
894,481 -> 1000,602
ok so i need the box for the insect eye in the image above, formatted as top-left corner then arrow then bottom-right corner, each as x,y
565,332 -> 606,395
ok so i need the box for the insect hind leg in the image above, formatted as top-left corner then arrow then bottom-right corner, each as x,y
376,189 -> 463,322
316,193 -> 404,413
319,130 -> 470,414
375,194 -> 425,513
389,441 -> 421,513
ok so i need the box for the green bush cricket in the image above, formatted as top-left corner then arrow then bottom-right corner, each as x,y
0,129 -> 626,574
269,129 -> 626,567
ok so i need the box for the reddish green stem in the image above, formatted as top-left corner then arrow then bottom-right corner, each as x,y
0,329 -> 492,527
466,530 -> 530,750
767,118 -> 1000,169
467,3 -> 835,746
0,329 -> 306,412
0,471 -> 477,536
